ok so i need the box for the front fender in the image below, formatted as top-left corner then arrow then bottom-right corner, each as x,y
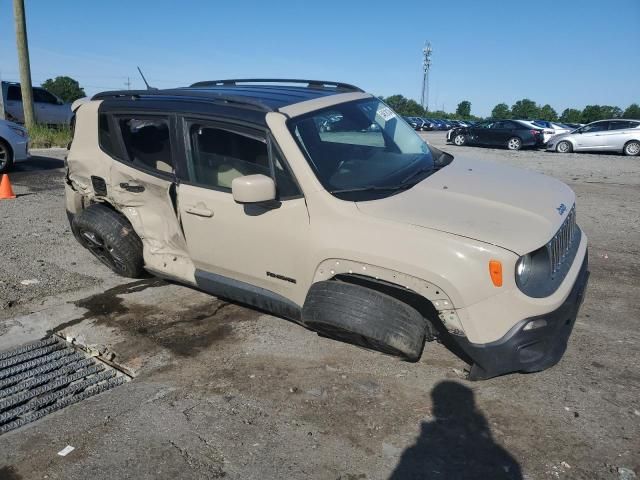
311,258 -> 465,334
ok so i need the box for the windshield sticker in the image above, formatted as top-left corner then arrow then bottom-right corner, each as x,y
376,107 -> 396,122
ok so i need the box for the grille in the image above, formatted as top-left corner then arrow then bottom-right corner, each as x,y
547,205 -> 578,276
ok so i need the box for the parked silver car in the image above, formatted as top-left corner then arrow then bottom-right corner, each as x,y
546,119 -> 640,156
1,81 -> 73,126
0,118 -> 29,173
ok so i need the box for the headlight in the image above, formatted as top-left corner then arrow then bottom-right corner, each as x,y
9,126 -> 27,138
515,254 -> 532,287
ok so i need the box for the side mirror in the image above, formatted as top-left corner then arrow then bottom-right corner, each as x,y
231,174 -> 276,204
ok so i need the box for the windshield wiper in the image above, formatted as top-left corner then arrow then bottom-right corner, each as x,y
329,184 -> 414,194
400,166 -> 434,185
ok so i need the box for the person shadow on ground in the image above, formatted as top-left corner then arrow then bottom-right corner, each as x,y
389,381 -> 522,480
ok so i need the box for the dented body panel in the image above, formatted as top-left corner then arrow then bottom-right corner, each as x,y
66,100 -> 194,282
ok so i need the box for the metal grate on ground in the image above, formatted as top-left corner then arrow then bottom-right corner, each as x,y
0,336 -> 128,435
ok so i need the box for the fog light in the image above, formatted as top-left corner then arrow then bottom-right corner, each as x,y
523,319 -> 548,331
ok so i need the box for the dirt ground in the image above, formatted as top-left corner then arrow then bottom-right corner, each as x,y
0,137 -> 638,480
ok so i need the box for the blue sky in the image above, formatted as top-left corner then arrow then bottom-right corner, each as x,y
0,0 -> 638,116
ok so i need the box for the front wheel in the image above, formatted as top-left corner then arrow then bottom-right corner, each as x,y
623,140 -> 640,156
556,140 -> 573,153
302,281 -> 428,361
0,140 -> 14,174
507,137 -> 522,151
453,134 -> 467,146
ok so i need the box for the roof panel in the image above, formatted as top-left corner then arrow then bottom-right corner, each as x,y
92,81 -> 353,111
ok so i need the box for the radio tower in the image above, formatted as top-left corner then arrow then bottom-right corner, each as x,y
420,41 -> 433,111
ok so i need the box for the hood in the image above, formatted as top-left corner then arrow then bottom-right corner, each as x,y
356,157 -> 575,255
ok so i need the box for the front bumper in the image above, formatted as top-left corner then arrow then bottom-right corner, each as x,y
453,252 -> 589,380
13,139 -> 29,161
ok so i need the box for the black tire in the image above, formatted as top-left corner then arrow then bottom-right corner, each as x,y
301,281 -> 428,361
453,133 -> 467,146
623,140 -> 640,156
72,203 -> 144,278
506,137 -> 522,151
556,140 -> 573,154
0,139 -> 14,174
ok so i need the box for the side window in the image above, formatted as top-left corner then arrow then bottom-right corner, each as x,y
270,144 -> 302,199
187,125 -> 270,190
609,121 -> 633,131
492,121 -> 507,129
583,122 -> 608,133
118,117 -> 174,173
98,114 -> 118,157
7,86 -> 22,101
34,88 -> 58,104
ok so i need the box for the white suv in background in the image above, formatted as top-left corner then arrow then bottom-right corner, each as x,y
547,119 -> 640,155
1,82 -> 73,126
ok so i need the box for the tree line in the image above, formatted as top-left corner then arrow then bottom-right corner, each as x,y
380,94 -> 639,123
490,100 -> 640,124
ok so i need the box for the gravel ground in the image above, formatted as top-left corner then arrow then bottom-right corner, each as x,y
0,139 -> 638,479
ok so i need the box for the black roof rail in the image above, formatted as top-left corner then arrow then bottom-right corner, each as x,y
90,89 -> 275,112
189,78 -> 363,92
92,90 -> 146,100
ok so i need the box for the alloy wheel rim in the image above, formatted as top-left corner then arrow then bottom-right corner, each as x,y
80,230 -> 126,272
454,135 -> 464,145
0,145 -> 7,169
627,143 -> 640,155
558,142 -> 569,153
508,139 -> 520,150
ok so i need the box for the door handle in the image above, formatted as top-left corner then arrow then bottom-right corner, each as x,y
185,206 -> 214,217
119,182 -> 145,193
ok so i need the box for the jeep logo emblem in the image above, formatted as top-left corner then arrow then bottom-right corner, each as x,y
556,203 -> 567,215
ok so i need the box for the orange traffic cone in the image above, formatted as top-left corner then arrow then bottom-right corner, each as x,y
0,174 -> 16,199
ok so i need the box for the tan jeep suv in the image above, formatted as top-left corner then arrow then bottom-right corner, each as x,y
65,79 -> 589,380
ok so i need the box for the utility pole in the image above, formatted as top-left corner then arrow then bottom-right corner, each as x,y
420,41 -> 432,112
13,0 -> 35,127
0,71 -> 5,120
125,77 -> 131,90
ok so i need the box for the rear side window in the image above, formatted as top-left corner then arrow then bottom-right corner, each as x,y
118,117 -> 174,173
609,121 -> 637,131
98,114 -> 118,156
7,86 -> 21,101
33,88 -> 58,104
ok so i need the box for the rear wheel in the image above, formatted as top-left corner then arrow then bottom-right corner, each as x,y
556,140 -> 573,153
623,140 -> 640,156
72,204 -> 145,278
453,134 -> 467,146
0,140 -> 14,174
507,137 -> 522,151
302,281 -> 428,361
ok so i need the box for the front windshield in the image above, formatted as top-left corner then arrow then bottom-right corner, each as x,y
289,98 -> 446,200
